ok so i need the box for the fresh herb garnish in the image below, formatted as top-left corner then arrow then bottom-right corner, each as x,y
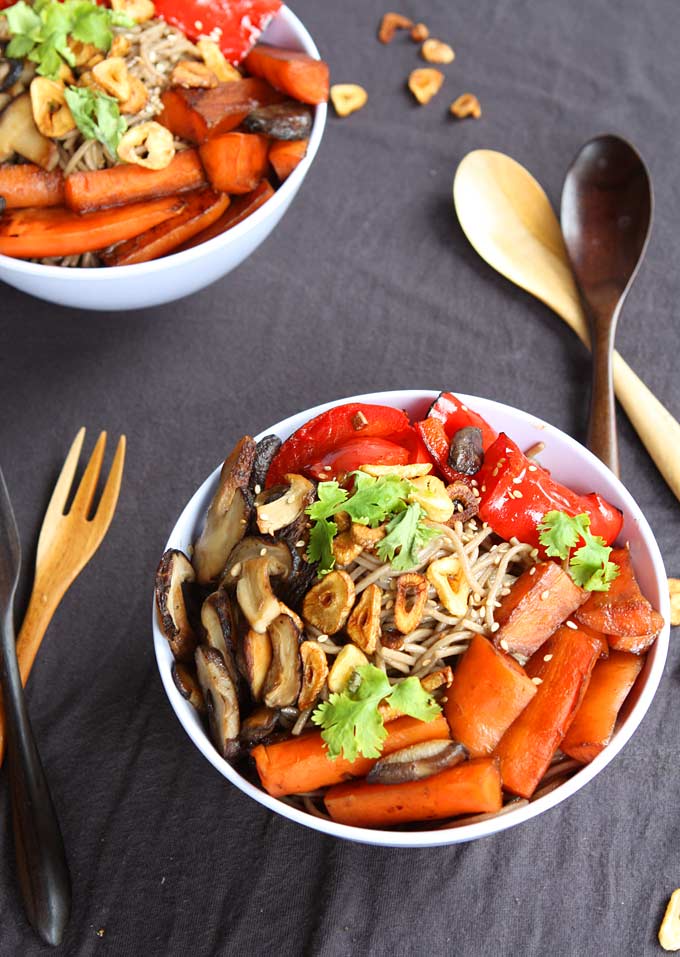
64,85 -> 127,157
537,510 -> 619,592
305,473 -> 440,576
311,664 -> 441,761
4,0 -> 134,79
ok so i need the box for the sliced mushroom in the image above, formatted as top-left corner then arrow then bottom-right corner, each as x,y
240,628 -> 272,701
366,741 -> 467,785
446,481 -> 479,524
222,535 -> 293,586
195,645 -> 240,760
393,572 -> 428,634
236,556 -> 282,633
298,641 -> 329,711
0,56 -> 22,94
448,426 -> 484,476
240,706 -> 278,746
255,473 -> 314,536
278,554 -> 317,611
243,101 -> 313,140
0,92 -> 58,169
201,590 -> 240,687
171,662 -> 207,715
193,436 -> 256,583
262,613 -> 302,709
346,583 -> 381,654
250,434 -> 282,493
302,569 -> 356,635
155,549 -> 198,662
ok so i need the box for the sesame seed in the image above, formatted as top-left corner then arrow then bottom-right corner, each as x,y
491,622 -> 500,632
317,634 -> 328,643
461,405 -> 468,411
528,465 -> 538,472
441,695 -> 448,704
473,593 -> 481,602
566,620 -> 577,630
323,465 -> 332,472
254,484 -> 262,494
540,590 -> 550,600
494,600 -> 502,608
543,654 -> 553,662
240,518 -> 247,524
230,563 -> 241,577
532,677 -> 543,685
513,490 -> 523,499
194,19 -> 203,30
512,476 -> 523,484
286,496 -> 295,504
500,639 -> 509,651
529,567 -> 536,576
471,479 -> 478,487
481,485 -> 487,493
259,548 -> 267,557
472,487 -> 481,498
295,540 -> 305,548
421,658 -> 432,667
530,548 -> 539,558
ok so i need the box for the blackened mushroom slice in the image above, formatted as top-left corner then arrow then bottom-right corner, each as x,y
222,536 -> 293,586
172,662 -> 207,715
240,706 -> 278,746
195,645 -> 240,760
262,613 -> 302,709
241,628 -> 273,701
236,556 -> 282,633
250,435 -> 282,494
243,101 -> 313,140
367,741 -> 467,785
448,426 -> 484,476
201,590 -> 240,687
446,481 -> 479,524
255,473 -> 314,536
193,436 -> 256,584
155,549 -> 198,662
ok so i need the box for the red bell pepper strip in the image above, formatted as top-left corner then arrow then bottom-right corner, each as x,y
306,437 -> 410,481
415,417 -> 465,483
427,392 -> 498,449
265,403 -> 416,487
477,433 -> 623,548
153,0 -> 282,64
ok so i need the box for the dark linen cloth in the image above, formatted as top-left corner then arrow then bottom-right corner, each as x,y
0,1 -> 679,954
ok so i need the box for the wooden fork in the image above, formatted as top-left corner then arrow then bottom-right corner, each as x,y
0,428 -> 126,763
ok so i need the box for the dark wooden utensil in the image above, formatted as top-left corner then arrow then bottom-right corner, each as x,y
0,468 -> 71,946
560,134 -> 653,474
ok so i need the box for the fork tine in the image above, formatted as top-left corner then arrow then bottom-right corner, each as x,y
92,435 -> 126,531
36,427 -> 85,562
69,431 -> 107,518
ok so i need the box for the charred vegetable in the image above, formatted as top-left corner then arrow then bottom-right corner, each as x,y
172,662 -> 206,714
155,549 -> 199,662
255,472 -> 314,536
236,556 -> 282,633
366,740 -> 467,785
223,535 -> 293,585
448,426 -> 484,475
250,434 -> 282,494
0,55 -> 22,93
240,706 -> 278,746
243,100 -> 312,139
201,590 -> 240,687
195,645 -> 240,760
240,627 -> 273,701
262,612 -> 302,708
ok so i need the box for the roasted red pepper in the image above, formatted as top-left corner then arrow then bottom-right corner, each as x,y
307,437 -> 410,481
427,392 -> 498,449
477,433 -> 623,548
415,418 -> 462,483
265,403 -> 418,487
154,0 -> 282,63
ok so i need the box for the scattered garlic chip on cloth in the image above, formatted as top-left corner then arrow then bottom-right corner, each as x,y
669,578 -> 680,626
330,84 -> 368,117
659,888 -> 680,951
421,39 -> 455,64
408,68 -> 444,105
450,92 -> 482,119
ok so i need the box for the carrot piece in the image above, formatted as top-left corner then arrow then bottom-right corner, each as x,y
0,196 -> 187,260
269,138 -> 307,181
560,650 -> 644,764
324,757 -> 502,828
64,150 -> 205,213
0,164 -> 64,208
444,635 -> 537,757
575,546 -> 664,647
244,44 -> 330,105
493,560 -> 587,658
199,132 -> 269,194
159,78 -> 281,143
100,189 -> 230,266
252,714 -> 451,798
493,625 -> 601,798
177,179 -> 274,252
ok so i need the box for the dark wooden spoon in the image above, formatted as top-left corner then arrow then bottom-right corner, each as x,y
560,135 -> 653,474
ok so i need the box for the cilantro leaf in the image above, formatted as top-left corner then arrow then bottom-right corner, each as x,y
306,516 -> 337,576
343,472 -> 412,527
376,502 -> 439,571
538,510 -> 590,559
311,665 -> 441,761
306,481 -> 347,521
4,1 -> 42,38
64,86 -> 127,157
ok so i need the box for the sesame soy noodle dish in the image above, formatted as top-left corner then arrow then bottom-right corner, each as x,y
155,395 -> 665,831
0,0 -> 329,266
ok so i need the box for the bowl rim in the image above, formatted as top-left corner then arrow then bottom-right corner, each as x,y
152,389 -> 670,848
0,5 -> 327,279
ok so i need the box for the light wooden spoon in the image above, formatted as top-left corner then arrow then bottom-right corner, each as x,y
453,148 -> 680,501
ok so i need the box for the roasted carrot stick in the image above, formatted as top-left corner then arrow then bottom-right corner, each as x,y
0,196 -> 187,260
493,560 -> 587,657
244,45 -> 330,105
560,650 -> 644,763
493,625 -> 601,798
324,757 -> 502,828
159,78 -> 281,142
269,138 -> 307,181
177,179 -> 274,252
252,714 -> 451,798
575,546 -> 664,651
0,164 -> 65,208
64,150 -> 205,213
444,634 -> 537,757
199,133 -> 270,194
100,190 -> 230,266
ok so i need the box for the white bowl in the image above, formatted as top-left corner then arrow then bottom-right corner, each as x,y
0,6 -> 327,312
152,390 -> 670,848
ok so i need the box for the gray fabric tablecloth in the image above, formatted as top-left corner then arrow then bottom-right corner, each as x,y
1,1 -> 679,954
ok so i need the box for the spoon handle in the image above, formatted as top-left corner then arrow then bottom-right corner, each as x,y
587,307 -> 620,474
